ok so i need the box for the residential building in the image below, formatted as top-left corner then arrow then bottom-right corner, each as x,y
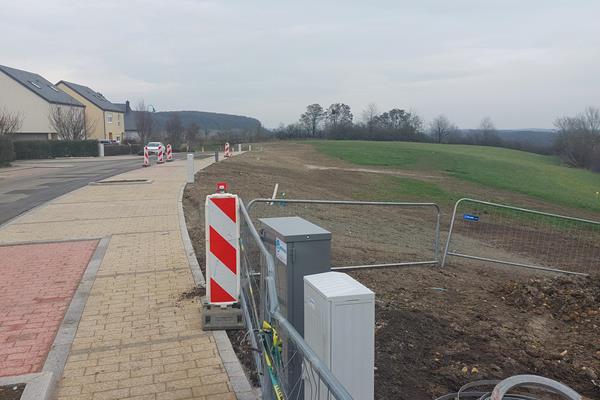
115,100 -> 138,141
56,81 -> 124,141
0,64 -> 84,140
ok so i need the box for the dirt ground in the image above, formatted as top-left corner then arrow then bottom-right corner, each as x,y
0,385 -> 23,400
183,142 -> 600,399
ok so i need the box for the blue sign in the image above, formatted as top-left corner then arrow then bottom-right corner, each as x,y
463,214 -> 480,222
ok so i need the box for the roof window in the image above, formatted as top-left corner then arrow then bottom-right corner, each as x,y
48,85 -> 60,92
29,80 -> 41,89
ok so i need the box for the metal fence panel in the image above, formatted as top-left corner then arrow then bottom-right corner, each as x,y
247,198 -> 442,270
238,199 -> 353,400
442,198 -> 600,276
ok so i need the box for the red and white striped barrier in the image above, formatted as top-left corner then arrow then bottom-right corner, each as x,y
143,146 -> 150,167
166,144 -> 173,162
157,144 -> 165,164
205,185 -> 240,305
224,142 -> 232,158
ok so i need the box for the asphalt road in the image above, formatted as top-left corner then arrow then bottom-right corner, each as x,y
0,153 -> 203,226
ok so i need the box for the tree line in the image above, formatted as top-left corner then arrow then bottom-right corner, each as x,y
273,102 -> 600,172
275,103 -> 427,142
274,102 -> 513,146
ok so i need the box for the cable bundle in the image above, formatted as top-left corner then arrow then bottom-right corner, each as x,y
434,375 -> 582,400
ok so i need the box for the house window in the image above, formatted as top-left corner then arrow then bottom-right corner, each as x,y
106,113 -> 113,123
117,114 -> 121,126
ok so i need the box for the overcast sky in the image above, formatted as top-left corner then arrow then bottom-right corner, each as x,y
1,0 -> 599,129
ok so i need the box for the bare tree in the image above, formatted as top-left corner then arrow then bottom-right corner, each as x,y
409,112 -> 424,134
48,105 -> 93,140
479,117 -> 495,132
0,108 -> 23,136
185,122 -> 200,151
299,103 -> 324,137
165,113 -> 184,148
429,114 -> 457,144
135,100 -> 154,145
361,103 -> 378,132
476,117 -> 503,146
583,106 -> 600,134
324,103 -> 353,136
203,128 -> 210,145
554,106 -> 600,168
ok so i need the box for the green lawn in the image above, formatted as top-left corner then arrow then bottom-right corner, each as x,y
312,141 -> 600,212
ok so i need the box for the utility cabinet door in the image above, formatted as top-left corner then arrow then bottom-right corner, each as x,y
303,285 -> 331,400
331,300 -> 375,400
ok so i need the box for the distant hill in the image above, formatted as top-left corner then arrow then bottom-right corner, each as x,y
149,110 -> 261,132
496,129 -> 557,147
462,129 -> 557,147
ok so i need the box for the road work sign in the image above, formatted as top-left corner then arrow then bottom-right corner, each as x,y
205,193 -> 240,305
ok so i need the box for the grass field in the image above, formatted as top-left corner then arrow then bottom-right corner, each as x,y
312,141 -> 600,212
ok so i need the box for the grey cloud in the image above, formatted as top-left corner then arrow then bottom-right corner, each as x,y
1,0 -> 599,128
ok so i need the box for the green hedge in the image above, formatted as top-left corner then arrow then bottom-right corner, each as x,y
0,137 -> 15,165
14,140 -> 99,159
104,144 -> 142,156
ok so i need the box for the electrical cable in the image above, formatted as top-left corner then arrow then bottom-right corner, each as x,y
433,375 -> 582,400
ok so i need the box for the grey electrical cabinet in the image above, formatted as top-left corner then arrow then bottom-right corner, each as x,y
304,272 -> 375,400
259,216 -> 332,399
259,216 -> 332,335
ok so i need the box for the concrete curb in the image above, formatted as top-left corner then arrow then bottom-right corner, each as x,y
178,182 -> 206,287
0,236 -> 110,400
0,373 -> 52,400
176,158 -> 258,400
88,178 -> 153,186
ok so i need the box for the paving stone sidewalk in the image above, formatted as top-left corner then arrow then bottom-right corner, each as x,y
0,240 -> 98,377
0,157 -> 242,400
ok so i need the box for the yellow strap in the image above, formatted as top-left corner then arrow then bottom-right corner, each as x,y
273,384 -> 285,400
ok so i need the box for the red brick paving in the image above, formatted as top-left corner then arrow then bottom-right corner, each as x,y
0,240 -> 98,377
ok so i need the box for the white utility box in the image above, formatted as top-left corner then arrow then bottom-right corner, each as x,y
303,272 -> 375,400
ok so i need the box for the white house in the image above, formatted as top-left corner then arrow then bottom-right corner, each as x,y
0,64 -> 84,140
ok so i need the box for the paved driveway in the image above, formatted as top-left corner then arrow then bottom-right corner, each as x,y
0,154 -> 199,225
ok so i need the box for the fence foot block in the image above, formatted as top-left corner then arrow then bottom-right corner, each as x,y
201,297 -> 244,331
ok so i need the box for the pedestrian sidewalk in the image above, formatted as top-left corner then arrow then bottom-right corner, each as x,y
0,156 -> 248,400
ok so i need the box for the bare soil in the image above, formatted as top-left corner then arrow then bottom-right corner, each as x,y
0,385 -> 24,400
183,142 -> 600,399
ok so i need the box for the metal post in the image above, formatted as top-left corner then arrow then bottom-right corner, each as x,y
441,198 -> 460,268
186,154 -> 194,183
214,150 -> 219,162
98,143 -> 104,157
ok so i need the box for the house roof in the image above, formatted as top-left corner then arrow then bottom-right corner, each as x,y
114,102 -> 137,132
57,80 -> 122,112
0,64 -> 84,107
